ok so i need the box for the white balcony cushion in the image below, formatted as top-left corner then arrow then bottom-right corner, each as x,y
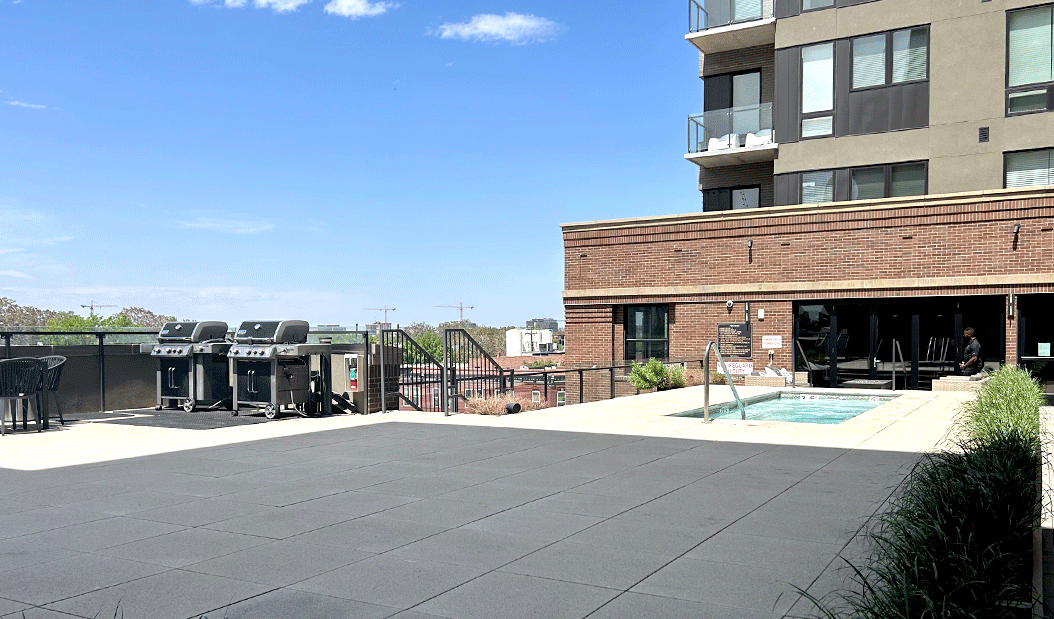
744,130 -> 773,147
707,134 -> 738,151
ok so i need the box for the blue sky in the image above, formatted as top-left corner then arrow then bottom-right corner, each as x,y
0,0 -> 700,328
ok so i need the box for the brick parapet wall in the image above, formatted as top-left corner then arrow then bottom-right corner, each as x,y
564,190 -> 1054,294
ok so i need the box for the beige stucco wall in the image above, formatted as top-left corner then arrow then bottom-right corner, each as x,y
772,0 -> 1054,193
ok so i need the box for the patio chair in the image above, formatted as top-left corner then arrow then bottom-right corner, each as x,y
40,356 -> 66,427
0,358 -> 44,434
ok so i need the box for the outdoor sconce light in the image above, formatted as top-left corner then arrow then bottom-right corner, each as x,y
1012,224 -> 1021,250
1008,293 -> 1016,319
747,239 -> 753,248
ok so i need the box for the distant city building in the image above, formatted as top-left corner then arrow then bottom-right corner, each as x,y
366,322 -> 390,337
316,324 -> 348,331
506,328 -> 557,356
526,318 -> 560,332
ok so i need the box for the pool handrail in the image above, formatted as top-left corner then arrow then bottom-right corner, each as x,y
703,341 -> 746,422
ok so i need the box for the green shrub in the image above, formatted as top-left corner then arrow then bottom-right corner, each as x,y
953,364 -> 1044,450
804,429 -> 1040,619
628,358 -> 684,390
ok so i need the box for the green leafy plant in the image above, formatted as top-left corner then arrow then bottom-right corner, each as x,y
628,358 -> 685,390
802,429 -> 1041,619
953,364 -> 1045,450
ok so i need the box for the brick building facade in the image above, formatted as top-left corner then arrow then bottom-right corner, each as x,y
564,187 -> 1054,396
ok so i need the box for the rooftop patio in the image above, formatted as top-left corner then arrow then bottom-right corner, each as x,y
0,385 -> 986,618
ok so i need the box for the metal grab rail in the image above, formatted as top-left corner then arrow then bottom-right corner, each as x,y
703,341 -> 746,423
891,339 -> 907,390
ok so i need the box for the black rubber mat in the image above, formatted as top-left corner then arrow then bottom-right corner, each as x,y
65,408 -> 342,430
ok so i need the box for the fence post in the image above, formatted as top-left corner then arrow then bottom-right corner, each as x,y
97,333 -> 106,413
380,338 -> 387,414
578,369 -> 584,404
2,333 -> 10,360
543,372 -> 548,403
609,367 -> 615,399
441,332 -> 449,416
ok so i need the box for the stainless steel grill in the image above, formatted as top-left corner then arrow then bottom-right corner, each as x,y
227,320 -> 332,419
150,321 -> 232,412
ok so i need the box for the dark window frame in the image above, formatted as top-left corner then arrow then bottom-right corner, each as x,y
849,160 -> 929,199
849,26 -> 930,93
1003,147 -> 1054,189
703,184 -> 763,212
800,0 -> 836,14
623,305 -> 670,362
1005,4 -> 1054,117
798,168 -> 837,204
799,41 -> 836,140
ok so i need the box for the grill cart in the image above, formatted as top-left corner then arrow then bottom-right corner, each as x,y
150,321 -> 232,412
227,320 -> 332,419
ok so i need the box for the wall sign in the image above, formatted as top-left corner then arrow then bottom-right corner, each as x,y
762,335 -> 783,349
719,361 -> 755,376
717,322 -> 752,359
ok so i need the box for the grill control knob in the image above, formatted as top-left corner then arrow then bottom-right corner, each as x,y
177,348 -> 183,354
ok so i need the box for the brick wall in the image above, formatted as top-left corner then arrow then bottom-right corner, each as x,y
563,188 -> 1054,371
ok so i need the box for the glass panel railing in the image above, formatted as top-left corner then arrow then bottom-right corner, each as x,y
688,102 -> 774,154
689,0 -> 772,33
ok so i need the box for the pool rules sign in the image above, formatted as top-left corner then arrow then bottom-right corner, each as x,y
717,323 -> 752,359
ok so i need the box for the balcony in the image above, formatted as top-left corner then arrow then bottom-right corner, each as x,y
685,102 -> 778,168
687,0 -> 776,54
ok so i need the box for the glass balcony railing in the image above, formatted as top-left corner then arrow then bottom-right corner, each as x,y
689,0 -> 772,33
688,102 -> 773,154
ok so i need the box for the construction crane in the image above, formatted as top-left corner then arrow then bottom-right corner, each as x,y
435,303 -> 475,323
364,306 -> 396,323
80,301 -> 118,315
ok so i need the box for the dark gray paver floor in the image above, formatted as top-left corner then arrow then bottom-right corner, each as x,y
0,421 -> 918,619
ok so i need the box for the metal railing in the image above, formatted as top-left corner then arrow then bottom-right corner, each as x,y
0,327 -> 361,416
688,102 -> 773,154
703,342 -> 746,422
689,0 -> 771,33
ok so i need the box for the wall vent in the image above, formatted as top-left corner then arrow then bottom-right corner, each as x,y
979,127 -> 990,143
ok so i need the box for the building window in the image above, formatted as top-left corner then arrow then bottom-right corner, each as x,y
801,170 -> 835,204
851,27 -> 928,90
624,305 -> 669,361
802,0 -> 834,11
703,186 -> 761,212
557,391 -> 566,406
850,162 -> 928,200
432,388 -> 440,409
801,43 -> 834,137
1006,149 -> 1054,188
1008,5 -> 1054,115
531,390 -> 541,403
412,387 -> 421,407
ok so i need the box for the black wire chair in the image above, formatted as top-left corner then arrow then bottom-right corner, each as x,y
0,358 -> 44,434
39,356 -> 66,427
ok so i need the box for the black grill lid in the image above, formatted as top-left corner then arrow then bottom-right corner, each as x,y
233,320 -> 309,344
157,321 -> 229,343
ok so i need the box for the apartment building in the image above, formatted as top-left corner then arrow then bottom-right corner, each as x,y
563,0 -> 1054,397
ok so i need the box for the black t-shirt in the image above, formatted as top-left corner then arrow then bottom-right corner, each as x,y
964,339 -> 982,368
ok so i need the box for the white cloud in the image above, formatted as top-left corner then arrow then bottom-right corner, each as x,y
0,271 -> 32,279
180,216 -> 275,235
436,12 -> 560,44
324,0 -> 397,18
190,0 -> 311,13
5,101 -> 51,109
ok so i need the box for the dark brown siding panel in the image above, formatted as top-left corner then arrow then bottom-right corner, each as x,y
835,39 -> 852,137
834,169 -> 852,202
774,0 -> 800,19
775,47 -> 801,144
848,89 -> 889,135
699,161 -> 776,208
900,82 -> 929,130
774,173 -> 799,206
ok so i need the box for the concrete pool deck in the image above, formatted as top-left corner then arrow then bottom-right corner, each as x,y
0,386 -> 973,618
